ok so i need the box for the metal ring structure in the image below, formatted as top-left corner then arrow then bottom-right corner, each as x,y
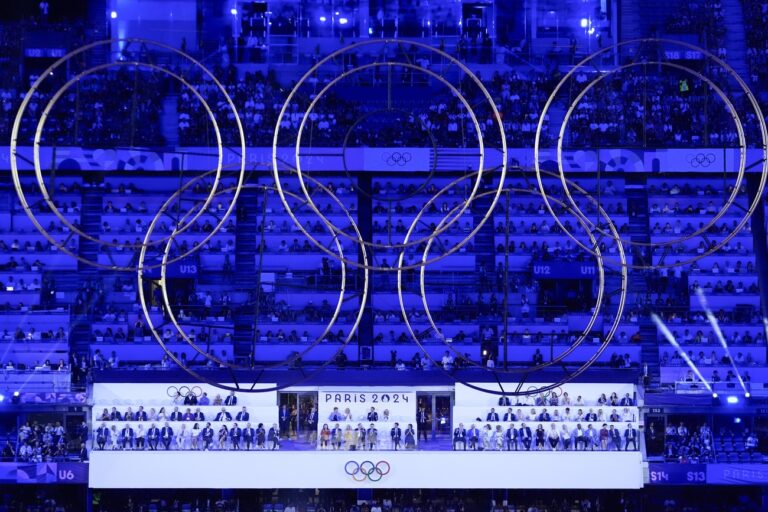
33,61 -> 224,252
291,60 -> 486,252
141,173 -> 362,370
137,170 -> 369,392
272,39 -> 507,271
534,38 -> 768,270
410,179 -> 618,374
167,386 -> 180,398
554,61 -> 745,254
9,38 -> 246,271
397,171 -> 627,396
191,386 -> 203,397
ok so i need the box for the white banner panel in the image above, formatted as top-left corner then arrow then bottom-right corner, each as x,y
89,450 -> 644,489
317,388 -> 417,450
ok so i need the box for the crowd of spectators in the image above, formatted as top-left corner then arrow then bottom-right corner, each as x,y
745,1 -> 768,88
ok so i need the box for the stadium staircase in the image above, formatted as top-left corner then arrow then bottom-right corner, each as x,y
232,186 -> 261,364
625,175 -> 660,387
472,174 -> 497,357
69,189 -> 102,354
160,95 -> 179,147
721,0 -> 749,77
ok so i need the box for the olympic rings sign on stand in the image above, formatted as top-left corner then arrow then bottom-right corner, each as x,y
344,460 -> 391,482
167,385 -> 203,399
384,151 -> 412,166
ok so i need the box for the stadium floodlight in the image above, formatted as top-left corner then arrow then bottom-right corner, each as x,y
11,391 -> 20,404
230,8 -> 238,15
745,392 -> 751,399
734,417 -> 742,424
726,396 -> 738,404
319,16 -> 327,22
712,392 -> 718,398
110,11 -> 117,19
652,313 -> 712,392
580,18 -> 588,28
339,17 -> 349,25
696,289 -> 749,395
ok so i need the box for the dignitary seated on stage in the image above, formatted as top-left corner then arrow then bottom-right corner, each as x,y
450,422 -> 640,451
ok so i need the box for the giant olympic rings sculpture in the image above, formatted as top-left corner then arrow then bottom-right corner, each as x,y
8,37 -> 766,395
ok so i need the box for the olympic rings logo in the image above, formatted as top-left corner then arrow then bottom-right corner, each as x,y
383,151 -> 412,166
344,460 -> 390,482
687,153 -> 716,168
167,385 -> 203,398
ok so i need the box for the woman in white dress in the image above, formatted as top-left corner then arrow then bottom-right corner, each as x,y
176,424 -> 188,450
343,408 -> 353,421
493,425 -> 504,451
191,423 -> 201,450
481,424 -> 493,451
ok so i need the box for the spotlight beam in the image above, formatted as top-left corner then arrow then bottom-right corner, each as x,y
651,313 -> 712,393
696,288 -> 749,395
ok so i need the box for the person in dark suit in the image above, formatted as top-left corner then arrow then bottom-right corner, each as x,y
215,408 -> 232,421
518,423 -> 532,451
268,423 -> 280,450
503,408 -> 517,422
95,423 -> 109,450
624,423 -> 638,450
183,408 -> 194,421
78,442 -> 88,462
610,425 -> 622,450
243,423 -> 255,450
486,408 -> 499,422
170,407 -> 183,421
193,408 -> 205,421
390,422 -> 402,450
121,424 -> 135,450
147,423 -> 160,451
160,422 -> 174,450
256,423 -> 266,449
331,423 -> 343,450
201,423 -> 214,450
135,406 -> 148,422
281,405 -> 292,431
236,407 -> 249,421
584,409 -> 598,422
306,407 -> 318,444
620,393 -> 634,407
367,407 -> 379,422
538,409 -> 551,422
230,423 -> 242,450
109,407 -> 122,421
184,391 -> 198,406
505,423 -> 518,450
498,395 -> 511,406
468,424 -> 481,450
224,391 -> 237,406
453,423 -> 467,450
417,406 -> 429,443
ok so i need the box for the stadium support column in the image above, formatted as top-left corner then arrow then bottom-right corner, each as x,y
746,173 -> 768,324
357,174 -> 374,365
